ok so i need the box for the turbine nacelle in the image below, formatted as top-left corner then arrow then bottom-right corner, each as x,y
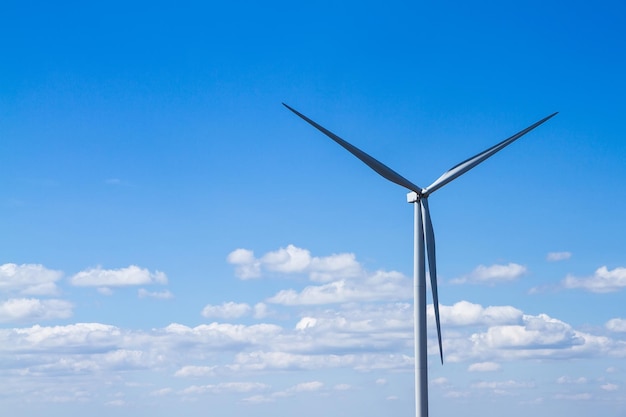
407,191 -> 423,203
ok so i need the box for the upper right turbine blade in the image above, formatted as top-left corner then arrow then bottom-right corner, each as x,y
423,112 -> 558,196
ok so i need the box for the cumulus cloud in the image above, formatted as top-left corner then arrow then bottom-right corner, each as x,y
180,382 -> 269,396
261,245 -> 312,274
0,298 -> 73,323
431,377 -> 449,387
231,350 -> 411,374
469,314 -> 584,353
443,391 -> 469,398
227,245 -> 361,281
437,308 -> 626,364
432,301 -> 523,327
267,270 -> 409,305
150,388 -> 173,397
600,383 -> 618,391
201,302 -> 251,319
162,322 -> 283,352
562,266 -> 626,293
227,249 -> 261,279
3,297 -> 626,407
468,362 -> 501,372
547,252 -> 572,262
253,303 -> 272,319
242,394 -> 274,403
0,263 -> 63,295
232,351 -> 348,372
174,366 -> 216,377
2,322 -> 122,352
451,263 -> 527,285
557,376 -> 587,384
471,379 -> 535,389
288,381 -> 324,392
606,318 -> 626,332
70,266 -> 167,288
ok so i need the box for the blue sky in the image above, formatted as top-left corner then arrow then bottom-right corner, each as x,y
1,0 -> 625,416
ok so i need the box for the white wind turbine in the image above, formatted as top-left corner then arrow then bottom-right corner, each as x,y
283,103 -> 557,417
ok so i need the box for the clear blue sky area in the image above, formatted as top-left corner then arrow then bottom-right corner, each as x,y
1,1 -> 625,416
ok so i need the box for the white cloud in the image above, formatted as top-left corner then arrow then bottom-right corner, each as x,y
267,270 -> 409,305
562,266 -> 626,293
471,379 -> 535,389
0,298 -> 73,323
600,383 -> 618,391
227,245 -> 361,282
102,349 -> 155,370
70,265 -> 167,287
201,302 -> 251,319
150,388 -> 173,397
295,317 -> 317,330
3,301 -> 612,383
451,263 -> 527,285
443,391 -> 469,398
431,377 -> 449,386
556,376 -> 587,384
606,318 -> 626,332
547,252 -> 572,262
433,301 -> 523,327
471,314 -> 582,350
288,381 -> 324,392
227,249 -> 260,279
308,253 -> 362,282
162,322 -> 283,351
2,323 -> 122,352
2,296 -> 625,408
180,382 -> 269,395
242,394 -> 274,403
174,366 -> 216,377
138,289 -> 174,299
253,302 -> 272,319
0,263 -> 63,295
232,351 -> 350,372
261,245 -> 312,273
468,362 -> 501,372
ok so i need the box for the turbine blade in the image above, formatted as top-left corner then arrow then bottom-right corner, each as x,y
421,198 -> 443,364
283,103 -> 422,193
424,112 -> 558,195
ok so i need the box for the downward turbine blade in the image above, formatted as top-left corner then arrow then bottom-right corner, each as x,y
424,112 -> 558,196
283,103 -> 422,193
421,198 -> 443,364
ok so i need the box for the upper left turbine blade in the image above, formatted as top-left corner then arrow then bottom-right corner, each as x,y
283,103 -> 422,193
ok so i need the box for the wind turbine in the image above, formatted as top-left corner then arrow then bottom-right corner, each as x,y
283,103 -> 557,417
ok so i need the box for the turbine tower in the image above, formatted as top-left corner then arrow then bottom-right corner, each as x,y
283,103 -> 557,417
